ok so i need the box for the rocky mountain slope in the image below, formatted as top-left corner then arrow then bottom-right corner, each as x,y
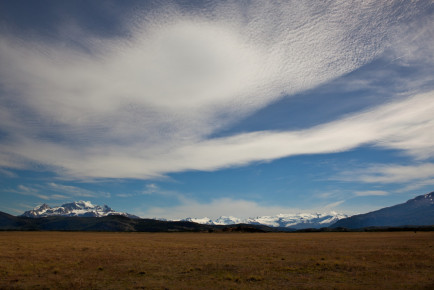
332,191 -> 434,229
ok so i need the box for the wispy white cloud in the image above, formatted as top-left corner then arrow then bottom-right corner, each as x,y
338,163 -> 434,184
336,162 -> 434,193
10,185 -> 50,200
116,193 -> 134,198
50,194 -> 69,200
0,168 -> 16,178
323,200 -> 345,210
139,197 -> 304,220
0,1 -> 432,181
388,9 -> 434,67
353,190 -> 389,197
116,183 -> 174,198
142,183 -> 159,195
0,207 -> 24,215
397,179 -> 434,193
48,182 -> 110,198
7,183 -> 108,200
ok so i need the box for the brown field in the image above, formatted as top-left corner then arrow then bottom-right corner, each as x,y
0,232 -> 433,289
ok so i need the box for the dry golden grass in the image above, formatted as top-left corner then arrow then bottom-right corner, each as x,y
0,231 -> 433,289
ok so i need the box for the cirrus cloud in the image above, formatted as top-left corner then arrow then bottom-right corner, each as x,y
0,1 -> 432,181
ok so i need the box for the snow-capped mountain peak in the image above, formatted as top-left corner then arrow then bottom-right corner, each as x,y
22,201 -> 138,219
412,191 -> 434,204
33,203 -> 50,211
62,201 -> 96,210
214,216 -> 244,225
181,217 -> 214,225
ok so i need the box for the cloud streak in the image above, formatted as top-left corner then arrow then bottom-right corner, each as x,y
353,191 -> 389,197
9,185 -> 51,200
7,183 -> 108,201
6,90 -> 434,179
48,183 -> 110,198
336,163 -> 434,193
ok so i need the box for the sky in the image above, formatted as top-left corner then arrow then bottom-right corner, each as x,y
1,0 -> 434,219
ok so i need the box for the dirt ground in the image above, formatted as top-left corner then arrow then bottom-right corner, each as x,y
0,231 -> 433,289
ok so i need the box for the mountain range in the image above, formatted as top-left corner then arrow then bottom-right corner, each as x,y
21,201 -> 348,229
0,191 -> 432,231
181,212 -> 348,229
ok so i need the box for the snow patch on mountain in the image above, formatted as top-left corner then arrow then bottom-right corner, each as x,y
214,216 -> 245,225
409,191 -> 434,204
182,212 -> 349,229
21,201 -> 138,219
182,217 -> 214,225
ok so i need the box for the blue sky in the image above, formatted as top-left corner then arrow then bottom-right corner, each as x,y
1,1 -> 434,219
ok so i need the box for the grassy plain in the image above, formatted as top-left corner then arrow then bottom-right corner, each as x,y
0,231 -> 433,289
